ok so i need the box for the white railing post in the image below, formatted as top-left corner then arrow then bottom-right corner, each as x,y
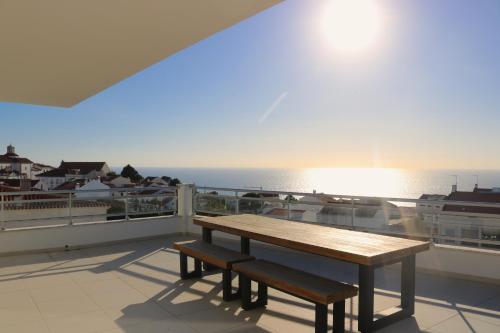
125,192 -> 129,220
68,193 -> 73,225
235,191 -> 240,215
0,194 -> 4,230
287,196 -> 291,220
351,198 -> 355,229
177,184 -> 194,235
478,226 -> 483,248
435,213 -> 440,244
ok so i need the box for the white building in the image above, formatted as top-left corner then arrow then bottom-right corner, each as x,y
142,176 -> 170,187
418,189 -> 500,244
102,175 -> 133,188
31,163 -> 55,179
36,161 -> 112,190
0,145 -> 33,179
35,169 -> 68,190
76,179 -> 111,199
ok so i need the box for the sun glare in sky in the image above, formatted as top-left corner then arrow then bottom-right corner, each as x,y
321,0 -> 382,53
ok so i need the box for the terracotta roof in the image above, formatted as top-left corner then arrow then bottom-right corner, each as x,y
0,184 -> 17,192
442,204 -> 500,215
37,168 -> 67,177
441,190 -> 500,215
0,155 -> 33,164
445,191 -> 500,203
419,194 -> 446,200
0,155 -> 11,163
53,179 -> 87,190
0,179 -> 39,188
59,162 -> 106,173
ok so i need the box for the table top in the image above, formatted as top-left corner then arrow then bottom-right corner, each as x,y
194,214 -> 430,266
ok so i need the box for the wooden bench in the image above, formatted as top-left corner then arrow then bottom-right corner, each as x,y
233,259 -> 358,333
173,240 -> 255,301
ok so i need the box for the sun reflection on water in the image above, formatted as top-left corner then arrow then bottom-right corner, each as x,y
302,168 -> 406,198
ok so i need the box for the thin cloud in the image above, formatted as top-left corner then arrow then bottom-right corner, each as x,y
259,92 -> 288,123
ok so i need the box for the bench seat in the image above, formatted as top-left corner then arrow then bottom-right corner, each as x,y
174,240 -> 254,269
173,240 -> 255,301
233,259 -> 358,333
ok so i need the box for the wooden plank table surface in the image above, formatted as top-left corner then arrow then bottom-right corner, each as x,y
193,214 -> 430,333
193,214 -> 429,266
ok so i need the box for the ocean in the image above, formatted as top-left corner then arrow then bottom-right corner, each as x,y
135,168 -> 500,199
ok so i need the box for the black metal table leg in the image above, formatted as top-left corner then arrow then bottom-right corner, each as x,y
241,236 -> 250,255
201,227 -> 216,271
401,254 -> 416,315
358,254 -> 417,332
202,227 -> 212,243
358,264 -> 375,333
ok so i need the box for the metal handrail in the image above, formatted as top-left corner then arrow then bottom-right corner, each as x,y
196,186 -> 500,209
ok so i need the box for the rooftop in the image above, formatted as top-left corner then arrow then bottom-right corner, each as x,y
0,235 -> 498,333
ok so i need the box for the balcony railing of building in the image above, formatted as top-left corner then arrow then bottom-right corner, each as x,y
0,185 -> 499,251
0,187 -> 177,230
193,186 -> 500,250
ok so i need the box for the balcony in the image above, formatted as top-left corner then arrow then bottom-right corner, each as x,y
0,235 -> 498,333
0,185 -> 499,332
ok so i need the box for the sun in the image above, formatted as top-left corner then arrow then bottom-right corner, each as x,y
321,0 -> 382,53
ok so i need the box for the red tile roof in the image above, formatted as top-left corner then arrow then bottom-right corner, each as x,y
59,162 -> 106,173
445,191 -> 500,203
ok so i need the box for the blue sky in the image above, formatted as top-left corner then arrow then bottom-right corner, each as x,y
1,0 -> 500,169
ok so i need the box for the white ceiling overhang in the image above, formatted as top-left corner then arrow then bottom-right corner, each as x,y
0,0 -> 282,107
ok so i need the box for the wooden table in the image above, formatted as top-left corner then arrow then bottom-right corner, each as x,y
194,214 -> 430,333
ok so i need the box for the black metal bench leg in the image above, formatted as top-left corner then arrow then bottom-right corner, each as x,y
315,303 -> 328,333
240,274 -> 268,310
222,269 -> 241,301
333,301 -> 345,333
241,236 -> 250,255
258,281 -> 268,306
179,253 -> 202,280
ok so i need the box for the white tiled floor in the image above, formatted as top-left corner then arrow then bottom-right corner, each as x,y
0,235 -> 498,333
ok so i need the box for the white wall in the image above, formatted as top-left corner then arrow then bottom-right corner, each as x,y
0,216 -> 185,254
416,244 -> 500,283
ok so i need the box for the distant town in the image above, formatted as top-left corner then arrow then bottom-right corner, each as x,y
0,144 -> 181,192
0,144 -> 181,228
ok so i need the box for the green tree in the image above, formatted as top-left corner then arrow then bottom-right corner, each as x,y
240,192 -> 263,213
169,178 -> 181,186
120,164 -> 143,183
